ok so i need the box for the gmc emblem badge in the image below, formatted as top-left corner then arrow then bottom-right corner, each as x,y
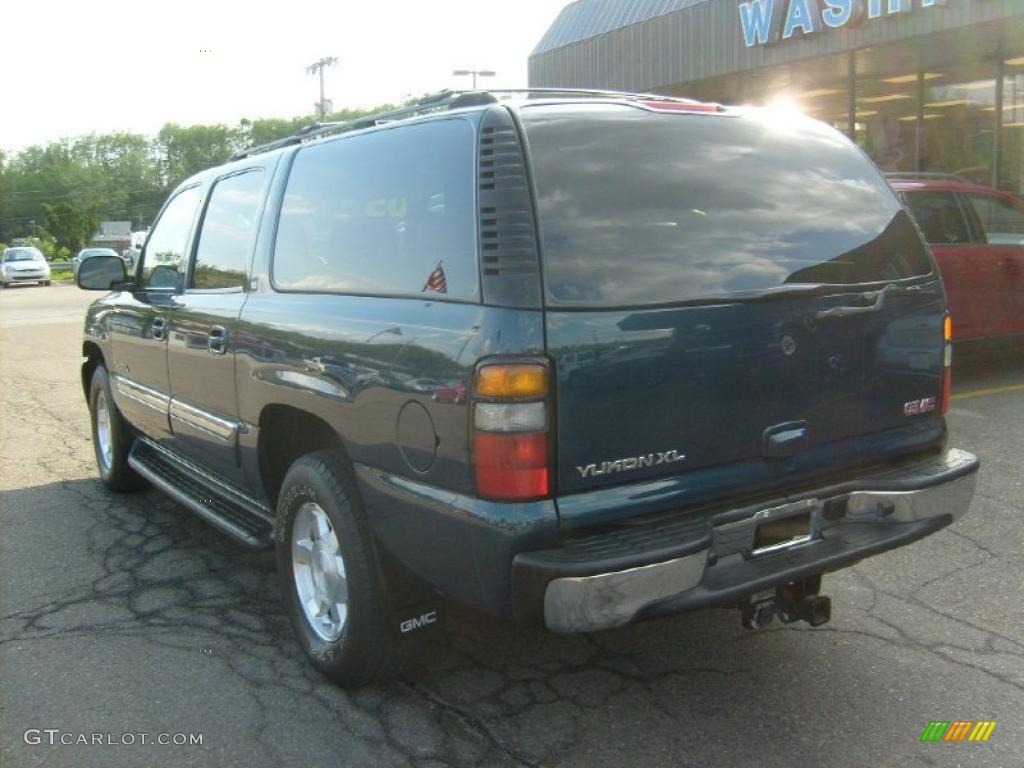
399,610 -> 438,634
904,397 -> 937,416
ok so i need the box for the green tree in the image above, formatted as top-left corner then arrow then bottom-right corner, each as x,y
41,202 -> 100,252
155,123 -> 241,188
238,116 -> 310,148
0,149 -> 9,244
0,99 -> 400,242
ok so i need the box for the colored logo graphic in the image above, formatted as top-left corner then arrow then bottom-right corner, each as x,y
920,721 -> 997,742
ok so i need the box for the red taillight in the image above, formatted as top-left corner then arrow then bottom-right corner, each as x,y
941,366 -> 952,416
940,314 -> 953,415
473,432 -> 549,500
472,360 -> 551,501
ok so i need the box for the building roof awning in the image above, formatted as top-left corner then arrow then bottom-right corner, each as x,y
533,0 -> 709,55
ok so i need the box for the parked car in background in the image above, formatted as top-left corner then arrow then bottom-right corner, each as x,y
431,380 -> 467,403
1,246 -> 51,287
74,90 -> 978,687
890,173 -> 1024,342
73,247 -> 121,277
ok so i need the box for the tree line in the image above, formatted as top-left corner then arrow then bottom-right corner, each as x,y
0,105 -> 393,258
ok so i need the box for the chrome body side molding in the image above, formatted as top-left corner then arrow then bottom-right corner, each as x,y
112,375 -> 170,414
169,398 -> 239,444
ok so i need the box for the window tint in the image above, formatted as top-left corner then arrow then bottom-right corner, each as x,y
142,185 -> 203,289
192,170 -> 264,289
965,194 -> 1024,246
521,104 -> 933,307
903,191 -> 971,246
273,119 -> 478,299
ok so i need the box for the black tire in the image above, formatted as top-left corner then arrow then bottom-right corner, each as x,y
88,365 -> 147,492
42,280 -> 51,286
276,451 -> 419,687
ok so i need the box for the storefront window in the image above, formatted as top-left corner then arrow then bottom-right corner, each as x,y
853,46 -> 923,173
920,64 -> 996,184
790,83 -> 849,135
999,57 -> 1024,194
854,75 -> 919,173
669,49 -> 1020,193
679,56 -> 851,138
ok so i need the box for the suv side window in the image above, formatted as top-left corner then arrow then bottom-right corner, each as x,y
903,191 -> 972,246
964,193 -> 1024,246
191,169 -> 265,290
273,119 -> 478,300
141,185 -> 204,289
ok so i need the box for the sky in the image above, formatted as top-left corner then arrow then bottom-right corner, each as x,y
0,0 -> 569,152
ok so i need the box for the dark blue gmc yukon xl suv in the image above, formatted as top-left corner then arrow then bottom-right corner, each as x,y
76,89 -> 979,686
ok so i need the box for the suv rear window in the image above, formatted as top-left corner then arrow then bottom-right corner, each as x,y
521,104 -> 932,307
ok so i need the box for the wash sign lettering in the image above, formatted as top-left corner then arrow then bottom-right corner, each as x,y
739,0 -> 946,48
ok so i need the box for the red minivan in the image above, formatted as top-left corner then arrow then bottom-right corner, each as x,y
891,174 -> 1024,341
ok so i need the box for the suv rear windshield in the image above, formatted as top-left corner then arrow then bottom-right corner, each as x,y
521,104 -> 933,307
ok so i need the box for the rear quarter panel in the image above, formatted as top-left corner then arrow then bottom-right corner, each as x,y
234,293 -> 543,495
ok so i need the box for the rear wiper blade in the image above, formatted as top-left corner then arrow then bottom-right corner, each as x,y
740,281 -> 927,304
812,282 -> 921,321
731,284 -> 837,303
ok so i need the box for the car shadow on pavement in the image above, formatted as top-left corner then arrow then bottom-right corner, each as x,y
3,469 -> 1020,767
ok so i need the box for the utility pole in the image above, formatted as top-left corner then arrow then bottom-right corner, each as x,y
453,69 -> 496,89
307,57 -> 338,121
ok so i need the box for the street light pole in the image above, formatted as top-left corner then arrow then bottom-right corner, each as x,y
307,57 -> 338,121
452,69 -> 496,90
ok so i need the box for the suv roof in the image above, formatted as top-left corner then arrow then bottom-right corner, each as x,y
229,88 -> 726,162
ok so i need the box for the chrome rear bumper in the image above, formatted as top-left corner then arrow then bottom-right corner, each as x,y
532,449 -> 978,633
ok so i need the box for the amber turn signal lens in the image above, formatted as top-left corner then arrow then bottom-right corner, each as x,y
475,364 -> 547,398
944,315 -> 952,342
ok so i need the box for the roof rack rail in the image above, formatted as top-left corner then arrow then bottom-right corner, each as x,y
885,171 -> 970,183
229,87 -> 705,161
472,87 -> 703,102
229,90 -> 483,161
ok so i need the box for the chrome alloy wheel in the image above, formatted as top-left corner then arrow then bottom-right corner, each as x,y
95,390 -> 114,472
292,502 -> 349,641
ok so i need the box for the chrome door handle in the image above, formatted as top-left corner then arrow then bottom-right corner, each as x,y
151,316 -> 167,341
208,326 -> 228,355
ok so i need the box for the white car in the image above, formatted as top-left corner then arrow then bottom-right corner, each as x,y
1,247 -> 51,288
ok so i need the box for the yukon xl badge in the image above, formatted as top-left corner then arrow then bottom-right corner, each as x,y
576,449 -> 686,479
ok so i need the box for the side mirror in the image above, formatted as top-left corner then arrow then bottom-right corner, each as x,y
76,255 -> 129,291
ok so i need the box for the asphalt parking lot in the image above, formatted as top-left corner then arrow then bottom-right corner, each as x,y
1,283 -> 1022,768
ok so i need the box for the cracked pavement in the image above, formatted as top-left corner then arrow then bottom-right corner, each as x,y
1,285 -> 1021,767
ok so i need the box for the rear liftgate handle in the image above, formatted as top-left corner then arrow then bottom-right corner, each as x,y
812,286 -> 891,322
811,283 -> 925,323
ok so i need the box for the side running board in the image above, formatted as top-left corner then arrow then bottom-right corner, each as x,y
128,438 -> 274,549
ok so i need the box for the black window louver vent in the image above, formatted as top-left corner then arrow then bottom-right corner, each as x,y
477,107 -> 542,309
